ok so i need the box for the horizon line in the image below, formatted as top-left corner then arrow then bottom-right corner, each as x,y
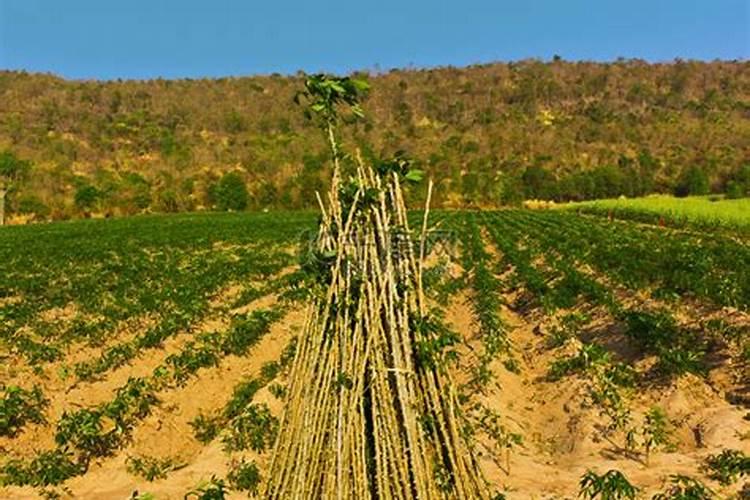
2,55 -> 747,83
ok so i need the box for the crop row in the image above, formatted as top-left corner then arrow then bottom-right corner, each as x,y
480,211 -> 732,378
71,271 -> 294,383
0,212 -> 315,365
458,214 -> 510,385
0,304 -> 288,488
501,210 -> 750,309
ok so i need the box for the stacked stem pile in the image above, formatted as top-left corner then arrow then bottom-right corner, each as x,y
264,153 -> 487,498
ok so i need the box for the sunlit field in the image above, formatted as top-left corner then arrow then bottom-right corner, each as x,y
564,195 -> 750,232
1,208 -> 748,497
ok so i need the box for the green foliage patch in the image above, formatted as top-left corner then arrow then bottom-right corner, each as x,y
0,385 -> 48,437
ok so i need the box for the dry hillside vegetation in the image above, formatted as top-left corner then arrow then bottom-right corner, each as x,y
1,60 -> 749,220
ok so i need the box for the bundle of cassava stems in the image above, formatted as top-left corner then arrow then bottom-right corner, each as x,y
264,75 -> 487,499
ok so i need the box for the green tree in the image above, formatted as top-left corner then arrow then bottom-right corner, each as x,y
74,185 -> 101,213
522,165 -> 556,200
17,195 -> 50,220
214,172 -> 248,211
256,181 -> 279,209
461,171 -> 480,205
122,173 -> 152,211
590,165 -> 627,199
726,165 -> 750,199
0,150 -> 32,224
296,155 -> 326,207
726,181 -> 744,199
674,166 -> 709,197
155,189 -> 179,213
0,150 -> 30,180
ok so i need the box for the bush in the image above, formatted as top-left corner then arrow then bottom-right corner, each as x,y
74,184 -> 101,212
213,172 -> 248,211
154,189 -> 179,213
725,180 -> 745,199
16,195 -> 50,219
674,166 -> 709,197
0,150 -> 31,180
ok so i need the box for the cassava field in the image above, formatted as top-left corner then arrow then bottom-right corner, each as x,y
1,207 -> 748,499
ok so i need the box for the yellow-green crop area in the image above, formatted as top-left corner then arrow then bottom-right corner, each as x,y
1,209 -> 749,498
564,195 -> 750,232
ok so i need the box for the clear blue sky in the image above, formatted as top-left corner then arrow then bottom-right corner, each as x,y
0,0 -> 747,80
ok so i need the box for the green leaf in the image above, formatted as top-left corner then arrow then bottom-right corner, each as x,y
404,169 -> 425,183
329,82 -> 346,94
351,79 -> 370,93
351,105 -> 365,119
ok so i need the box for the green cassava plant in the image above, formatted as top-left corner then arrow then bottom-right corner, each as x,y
185,476 -> 227,500
294,74 -> 369,173
226,459 -> 262,495
641,406 -> 673,465
548,343 -> 610,381
579,469 -> 637,500
547,312 -> 591,348
0,450 -> 83,487
125,455 -> 184,481
652,475 -> 713,500
268,383 -> 286,400
221,403 -> 278,453
0,385 -> 48,437
189,412 -> 224,444
703,449 -> 749,485
474,405 -> 523,474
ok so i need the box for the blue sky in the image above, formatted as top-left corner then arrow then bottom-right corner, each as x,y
0,0 -> 747,80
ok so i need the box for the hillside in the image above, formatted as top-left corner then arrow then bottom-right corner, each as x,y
1,59 -> 749,220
